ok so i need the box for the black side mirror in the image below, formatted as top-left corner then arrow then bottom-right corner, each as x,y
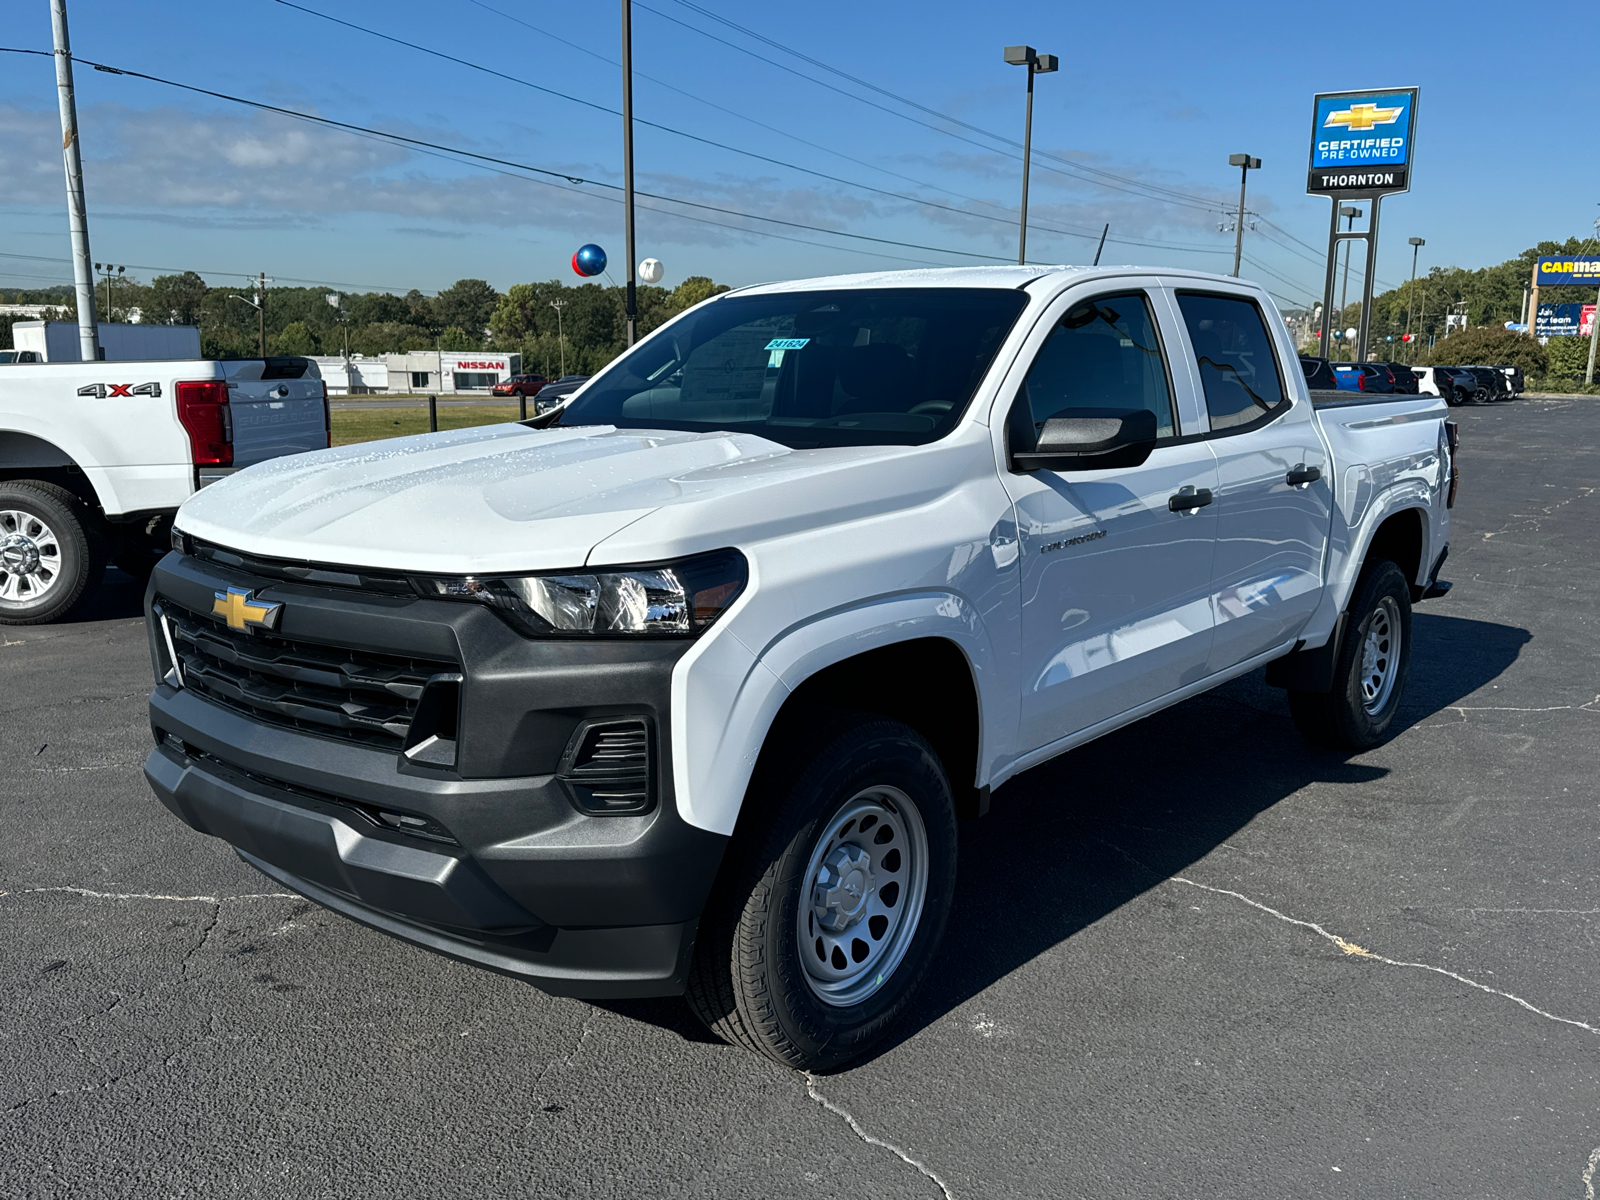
1011,407 -> 1158,472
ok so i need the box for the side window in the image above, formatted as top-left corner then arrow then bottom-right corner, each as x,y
1017,292 -> 1176,439
1175,293 -> 1288,432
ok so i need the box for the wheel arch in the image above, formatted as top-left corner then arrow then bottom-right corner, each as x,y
0,431 -> 104,512
1363,505 -> 1427,592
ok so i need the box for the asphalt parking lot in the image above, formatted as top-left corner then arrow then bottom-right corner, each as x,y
3,395 -> 1598,1199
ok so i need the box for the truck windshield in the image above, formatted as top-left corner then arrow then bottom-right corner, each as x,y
554,287 -> 1029,448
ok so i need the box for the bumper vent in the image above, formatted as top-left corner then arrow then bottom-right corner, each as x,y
558,718 -> 654,815
157,599 -> 458,751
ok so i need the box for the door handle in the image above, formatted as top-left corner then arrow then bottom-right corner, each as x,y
1286,463 -> 1321,487
1168,487 -> 1214,513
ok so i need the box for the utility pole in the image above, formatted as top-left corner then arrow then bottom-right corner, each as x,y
256,271 -> 266,357
1004,46 -> 1057,265
51,0 -> 99,361
549,298 -> 568,376
1405,237 -> 1425,356
1228,154 -> 1261,277
620,0 -> 638,347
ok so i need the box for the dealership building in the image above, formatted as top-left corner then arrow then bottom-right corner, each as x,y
311,351 -> 521,395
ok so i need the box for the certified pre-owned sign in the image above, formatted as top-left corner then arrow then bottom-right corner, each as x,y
1307,88 -> 1419,195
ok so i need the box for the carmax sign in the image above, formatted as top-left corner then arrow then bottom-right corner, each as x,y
1535,258 -> 1600,287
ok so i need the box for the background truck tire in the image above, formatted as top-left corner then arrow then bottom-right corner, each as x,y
0,481 -> 106,626
686,713 -> 958,1071
1289,559 -> 1412,750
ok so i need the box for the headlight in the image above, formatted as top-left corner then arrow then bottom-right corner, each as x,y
414,548 -> 747,637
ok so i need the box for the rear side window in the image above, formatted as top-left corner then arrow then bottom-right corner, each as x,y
1018,291 -> 1176,438
1176,293 -> 1287,432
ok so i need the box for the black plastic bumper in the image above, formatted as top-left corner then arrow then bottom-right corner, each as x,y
143,553 -> 729,998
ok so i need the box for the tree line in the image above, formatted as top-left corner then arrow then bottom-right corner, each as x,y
0,274 -> 729,378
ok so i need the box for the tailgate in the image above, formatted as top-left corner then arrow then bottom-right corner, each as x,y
225,372 -> 328,466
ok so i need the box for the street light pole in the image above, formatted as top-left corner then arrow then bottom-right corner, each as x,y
1004,46 -> 1057,265
1228,154 -> 1261,278
1338,205 -> 1361,360
549,298 -> 568,376
1405,236 -> 1425,358
621,0 -> 638,347
50,0 -> 100,362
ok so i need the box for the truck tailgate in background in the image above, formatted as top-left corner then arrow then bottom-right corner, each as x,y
223,359 -> 328,467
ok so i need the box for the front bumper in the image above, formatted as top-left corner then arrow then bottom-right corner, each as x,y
143,552 -> 729,998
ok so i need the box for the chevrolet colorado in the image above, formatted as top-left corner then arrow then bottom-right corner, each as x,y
1,356 -> 328,622
142,266 -> 1454,1069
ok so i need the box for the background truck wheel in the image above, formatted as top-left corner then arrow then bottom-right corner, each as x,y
0,481 -> 106,626
1444,388 -> 1467,407
1288,559 -> 1412,751
686,714 -> 958,1071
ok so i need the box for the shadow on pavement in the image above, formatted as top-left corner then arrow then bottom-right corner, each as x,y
61,566 -> 148,624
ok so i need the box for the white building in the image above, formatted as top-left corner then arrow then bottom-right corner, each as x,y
383,351 -> 520,394
309,355 -> 389,395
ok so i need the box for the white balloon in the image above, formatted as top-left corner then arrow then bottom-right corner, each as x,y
1345,327 -> 1358,340
638,258 -> 664,284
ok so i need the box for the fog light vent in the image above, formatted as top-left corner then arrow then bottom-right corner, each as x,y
558,718 -> 654,815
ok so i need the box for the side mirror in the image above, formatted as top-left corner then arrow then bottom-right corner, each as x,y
1011,407 -> 1158,472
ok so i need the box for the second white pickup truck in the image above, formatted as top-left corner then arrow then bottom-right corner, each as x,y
141,266 -> 1456,1069
0,356 -> 328,623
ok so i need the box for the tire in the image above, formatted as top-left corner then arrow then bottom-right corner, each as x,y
1444,387 -> 1467,407
0,482 -> 106,625
1289,559 -> 1412,751
686,713 -> 958,1071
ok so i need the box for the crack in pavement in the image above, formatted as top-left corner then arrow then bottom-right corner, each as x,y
1173,877 -> 1600,1037
803,1073 -> 954,1199
1586,1145 -> 1600,1200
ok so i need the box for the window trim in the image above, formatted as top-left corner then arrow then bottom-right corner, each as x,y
1172,289 -> 1295,442
1005,287 -> 1182,459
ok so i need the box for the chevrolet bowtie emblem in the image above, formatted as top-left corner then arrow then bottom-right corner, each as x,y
1324,102 -> 1404,132
212,587 -> 282,633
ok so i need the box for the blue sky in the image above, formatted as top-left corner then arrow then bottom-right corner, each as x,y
1,0 -> 1594,309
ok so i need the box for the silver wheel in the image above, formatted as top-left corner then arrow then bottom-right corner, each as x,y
1359,595 -> 1401,714
0,508 -> 64,604
797,785 -> 929,1008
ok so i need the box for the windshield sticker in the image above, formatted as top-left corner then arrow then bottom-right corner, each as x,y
765,338 -> 810,351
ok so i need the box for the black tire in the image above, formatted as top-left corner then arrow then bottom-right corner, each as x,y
1289,559 -> 1412,751
1444,386 -> 1467,407
686,713 -> 958,1071
0,481 -> 106,626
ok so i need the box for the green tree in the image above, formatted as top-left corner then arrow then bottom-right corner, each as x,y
668,275 -> 728,313
270,321 -> 320,356
433,279 -> 499,335
347,322 -> 435,355
145,271 -> 210,325
436,325 -> 477,351
1544,334 -> 1596,381
1424,327 -> 1547,374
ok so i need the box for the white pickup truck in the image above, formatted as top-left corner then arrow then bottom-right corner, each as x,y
141,266 -> 1456,1069
0,356 -> 329,623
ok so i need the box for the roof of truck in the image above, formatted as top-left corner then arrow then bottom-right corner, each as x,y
729,263 -> 1264,295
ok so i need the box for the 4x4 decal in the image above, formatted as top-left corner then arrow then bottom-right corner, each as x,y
76,382 -> 162,399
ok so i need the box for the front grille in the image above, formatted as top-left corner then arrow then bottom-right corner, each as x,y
158,599 -> 458,750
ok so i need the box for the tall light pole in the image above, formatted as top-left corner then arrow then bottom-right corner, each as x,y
620,0 -> 638,346
549,298 -> 568,376
1003,45 -> 1057,265
1338,205 -> 1362,360
1228,154 -> 1261,278
1405,236 -> 1425,358
51,0 -> 99,362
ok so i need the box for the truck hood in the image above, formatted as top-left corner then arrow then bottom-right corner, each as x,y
175,423 -> 793,574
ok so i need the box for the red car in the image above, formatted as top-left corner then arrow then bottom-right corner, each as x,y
491,374 -> 548,398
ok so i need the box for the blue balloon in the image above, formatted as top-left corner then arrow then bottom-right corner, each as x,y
572,244 -> 607,277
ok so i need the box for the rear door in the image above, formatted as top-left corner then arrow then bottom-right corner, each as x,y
1001,284 -> 1220,753
223,358 -> 328,466
1169,289 -> 1332,674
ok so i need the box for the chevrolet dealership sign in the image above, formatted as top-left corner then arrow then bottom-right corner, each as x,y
1307,88 -> 1419,195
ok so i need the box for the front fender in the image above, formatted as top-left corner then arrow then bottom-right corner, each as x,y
669,590 -> 1002,836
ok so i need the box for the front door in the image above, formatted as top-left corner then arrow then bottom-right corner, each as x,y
1002,288 -> 1220,755
1169,290 -> 1332,673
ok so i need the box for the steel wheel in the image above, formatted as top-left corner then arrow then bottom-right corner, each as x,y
796,785 -> 930,1008
1359,595 -> 1402,714
0,508 -> 64,604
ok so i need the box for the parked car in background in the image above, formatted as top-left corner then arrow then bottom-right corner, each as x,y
1331,363 -> 1394,393
492,374 -> 548,399
1457,366 -> 1511,402
1497,365 -> 1525,396
1,355 -> 329,623
1413,366 -> 1473,406
1380,363 -> 1419,394
1299,355 -> 1340,390
144,265 -> 1457,1070
531,374 -> 589,414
